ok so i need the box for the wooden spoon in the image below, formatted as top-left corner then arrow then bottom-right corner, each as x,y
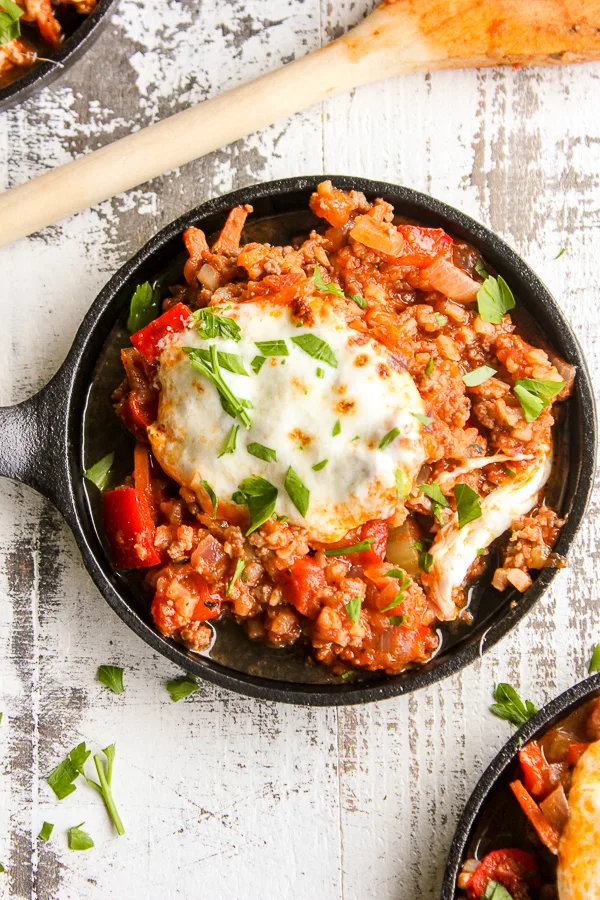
0,0 -> 599,247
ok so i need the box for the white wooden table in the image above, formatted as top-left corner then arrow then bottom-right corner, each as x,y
1,2 -> 599,897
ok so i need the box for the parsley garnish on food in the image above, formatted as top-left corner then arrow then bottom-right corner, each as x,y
247,442 -> 277,463
38,821 -> 54,842
419,551 -> 434,573
166,675 -> 199,702
84,453 -> 114,492
411,412 -> 433,427
251,355 -> 266,374
312,459 -> 328,472
389,615 -> 407,626
284,467 -> 310,517
505,466 -> 517,478
237,475 -> 278,534
454,483 -> 482,529
194,307 -> 242,342
345,596 -> 362,623
490,682 -> 538,728
97,665 -> 125,695
202,480 -> 218,518
433,312 -> 447,327
424,357 -> 434,377
185,347 -> 249,375
324,538 -> 375,557
48,743 -> 125,836
395,469 -> 409,500
476,547 -> 486,557
462,365 -> 497,387
475,258 -> 490,280
219,424 -> 238,457
589,643 -> 600,674
184,345 -> 252,428
254,339 -> 288,357
477,275 -> 516,324
483,881 -> 512,900
316,367 -> 325,378
126,282 -> 161,333
379,427 -> 400,450
332,419 -> 342,436
68,824 -> 94,851
312,263 -> 345,297
419,482 -> 449,525
0,0 -> 23,49
513,377 -> 564,423
226,558 -> 246,596
291,333 -> 338,368
348,293 -> 367,309
380,573 -> 410,612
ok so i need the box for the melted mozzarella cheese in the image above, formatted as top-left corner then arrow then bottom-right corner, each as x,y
148,298 -> 426,542
558,740 -> 600,900
425,449 -> 552,620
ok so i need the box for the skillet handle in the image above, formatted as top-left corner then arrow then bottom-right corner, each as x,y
0,366 -> 72,517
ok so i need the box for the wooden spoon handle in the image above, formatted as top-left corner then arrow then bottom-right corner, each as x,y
1,0 -> 599,248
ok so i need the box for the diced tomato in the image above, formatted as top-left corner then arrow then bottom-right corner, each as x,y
356,521 -> 388,567
151,567 -> 221,635
509,779 -> 560,855
518,741 -> 553,799
130,302 -> 193,363
567,742 -> 589,765
281,557 -> 327,619
103,487 -> 161,569
190,578 -> 222,622
246,273 -> 303,303
468,848 -> 539,898
395,225 -> 453,268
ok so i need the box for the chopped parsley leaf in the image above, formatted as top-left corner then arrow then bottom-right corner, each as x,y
291,333 -> 337,368
38,822 -> 54,842
251,355 -> 266,374
237,475 -> 278,535
462,365 -> 497,387
589,643 -> 600,674
254,339 -> 288,357
424,357 -> 435,377
247,442 -> 277,463
126,281 -> 161,333
477,275 -> 516,324
324,538 -> 375,557
97,665 -> 125,695
68,823 -> 94,851
312,459 -> 328,471
218,424 -> 238,457
332,419 -> 342,436
226,558 -> 246,597
345,596 -> 362,623
379,427 -> 400,450
411,412 -> 432,427
513,377 -> 565,422
490,682 -> 538,728
166,675 -> 199,702
202,480 -> 218,518
194,307 -> 242,342
454,483 -> 482,529
284,467 -> 310,517
389,615 -> 407,626
84,453 -> 114,492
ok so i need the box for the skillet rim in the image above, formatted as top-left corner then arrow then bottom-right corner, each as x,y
58,174 -> 596,706
440,673 -> 600,899
0,0 -> 117,112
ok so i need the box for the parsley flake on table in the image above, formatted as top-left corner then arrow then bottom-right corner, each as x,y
38,822 -> 54,842
284,467 -> 310,517
126,281 -> 161,333
97,665 -> 125,695
291,333 -> 337,368
477,275 -> 516,324
236,475 -> 278,535
462,365 -> 497,387
378,427 -> 400,450
166,675 -> 199,702
554,247 -> 567,260
513,377 -> 565,422
345,596 -> 362,623
48,743 -> 125,836
84,453 -> 114,492
454,483 -> 482,529
218,424 -> 238,457
68,823 -> 94,851
490,682 -> 538,728
589,643 -> 600,674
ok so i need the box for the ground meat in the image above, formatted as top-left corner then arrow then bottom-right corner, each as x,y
492,506 -> 566,592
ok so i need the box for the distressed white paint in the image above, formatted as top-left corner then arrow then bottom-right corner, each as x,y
0,1 -> 599,897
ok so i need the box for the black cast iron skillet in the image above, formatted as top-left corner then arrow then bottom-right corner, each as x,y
0,176 -> 595,706
0,0 -> 116,112
441,673 -> 600,898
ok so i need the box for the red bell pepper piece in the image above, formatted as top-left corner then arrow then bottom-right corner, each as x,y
567,741 -> 589,765
395,225 -> 454,268
130,302 -> 193,363
518,740 -> 553,798
509,779 -> 560,854
468,848 -> 539,898
103,487 -> 161,569
281,557 -> 327,619
356,520 -> 388,567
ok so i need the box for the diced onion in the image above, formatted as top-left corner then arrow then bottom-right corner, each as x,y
350,215 -> 405,256
420,257 -> 480,303
198,263 -> 220,292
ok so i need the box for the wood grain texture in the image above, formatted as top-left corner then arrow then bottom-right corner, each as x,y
0,1 -> 599,897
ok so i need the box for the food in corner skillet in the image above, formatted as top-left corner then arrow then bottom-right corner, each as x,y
458,696 -> 600,900
87,181 -> 574,677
